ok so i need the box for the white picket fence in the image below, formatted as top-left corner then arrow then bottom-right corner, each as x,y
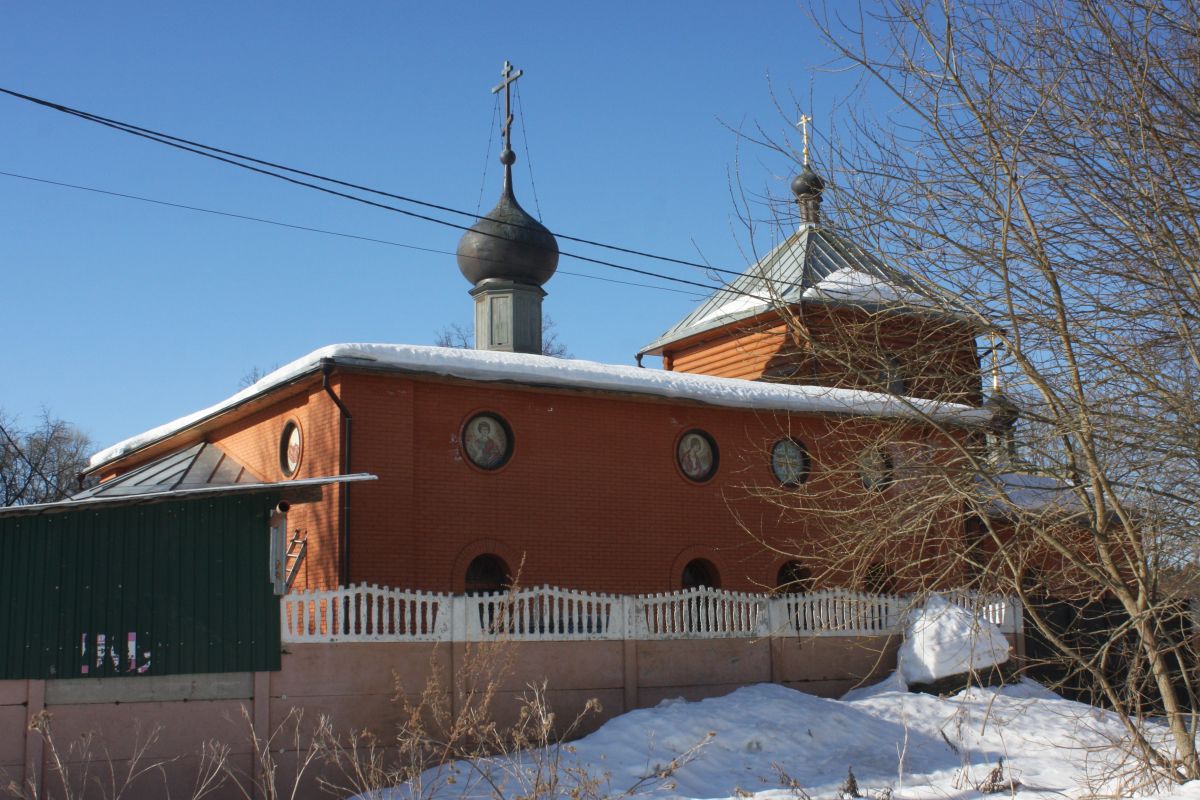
636,587 -> 768,639
283,584 -> 450,642
282,583 -> 1022,643
773,590 -> 907,638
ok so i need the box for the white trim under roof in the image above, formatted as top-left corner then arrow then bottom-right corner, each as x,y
89,344 -> 992,471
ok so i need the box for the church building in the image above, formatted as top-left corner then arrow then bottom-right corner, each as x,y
73,69 -> 993,602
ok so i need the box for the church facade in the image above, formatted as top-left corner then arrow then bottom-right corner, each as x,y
80,103 -> 993,601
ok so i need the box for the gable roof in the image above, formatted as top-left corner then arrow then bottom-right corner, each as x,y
87,343 -> 994,473
639,224 -> 973,356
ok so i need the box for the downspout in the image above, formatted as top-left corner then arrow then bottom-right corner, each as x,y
320,359 -> 353,586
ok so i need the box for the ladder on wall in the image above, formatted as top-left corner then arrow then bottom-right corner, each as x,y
285,531 -> 307,591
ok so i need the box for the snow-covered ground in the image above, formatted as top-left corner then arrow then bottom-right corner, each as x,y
381,679 -> 1198,800
366,599 -> 1197,800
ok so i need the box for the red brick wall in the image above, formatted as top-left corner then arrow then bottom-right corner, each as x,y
335,371 -> 968,594
100,369 -> 973,596
207,380 -> 344,589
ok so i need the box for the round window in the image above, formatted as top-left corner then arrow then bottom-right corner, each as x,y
770,438 -> 811,486
279,421 -> 302,477
676,430 -> 718,483
462,413 -> 513,470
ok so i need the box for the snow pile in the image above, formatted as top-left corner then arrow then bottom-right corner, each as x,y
897,596 -> 1011,684
371,679 -> 1190,800
89,343 -> 990,469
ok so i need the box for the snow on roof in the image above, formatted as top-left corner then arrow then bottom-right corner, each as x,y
640,225 -> 974,356
90,343 -> 992,470
979,471 -> 1088,516
802,266 -> 932,306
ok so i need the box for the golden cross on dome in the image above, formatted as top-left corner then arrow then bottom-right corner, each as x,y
796,113 -> 812,166
491,60 -> 524,153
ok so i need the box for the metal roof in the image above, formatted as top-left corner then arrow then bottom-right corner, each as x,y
0,471 -> 377,519
0,441 -> 378,519
72,442 -> 260,500
639,224 -> 963,356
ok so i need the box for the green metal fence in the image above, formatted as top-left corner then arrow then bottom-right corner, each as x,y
0,493 -> 281,680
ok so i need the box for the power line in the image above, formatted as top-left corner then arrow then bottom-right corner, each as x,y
0,170 -> 709,299
0,89 -> 749,296
0,86 -> 760,283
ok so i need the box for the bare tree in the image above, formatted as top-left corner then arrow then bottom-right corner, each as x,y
0,411 -> 92,506
434,316 -> 571,358
734,0 -> 1199,785
239,363 -> 280,389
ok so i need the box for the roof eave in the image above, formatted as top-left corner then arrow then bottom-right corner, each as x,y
0,473 -> 378,519
84,365 -> 327,477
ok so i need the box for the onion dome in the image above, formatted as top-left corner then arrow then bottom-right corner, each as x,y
984,391 -> 1020,430
791,165 -> 824,224
790,165 -> 824,198
457,150 -> 559,287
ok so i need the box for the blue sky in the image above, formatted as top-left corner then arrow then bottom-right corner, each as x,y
1,2 -> 879,451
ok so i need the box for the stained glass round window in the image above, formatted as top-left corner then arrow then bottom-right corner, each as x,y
462,413 -> 513,470
280,421 -> 302,477
770,438 -> 811,486
676,430 -> 718,482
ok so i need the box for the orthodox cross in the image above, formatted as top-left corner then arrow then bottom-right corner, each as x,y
491,60 -> 524,152
796,114 -> 812,166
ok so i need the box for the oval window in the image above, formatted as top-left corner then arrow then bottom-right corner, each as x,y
462,413 -> 513,470
677,430 -> 718,483
770,438 -> 811,486
279,421 -> 302,477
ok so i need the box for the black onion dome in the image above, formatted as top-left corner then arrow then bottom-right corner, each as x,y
457,170 -> 559,287
984,391 -> 1020,430
790,165 -> 825,199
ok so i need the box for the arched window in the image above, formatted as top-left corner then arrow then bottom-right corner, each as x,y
864,563 -> 896,595
465,553 -> 509,594
776,561 -> 813,594
681,558 -> 720,590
